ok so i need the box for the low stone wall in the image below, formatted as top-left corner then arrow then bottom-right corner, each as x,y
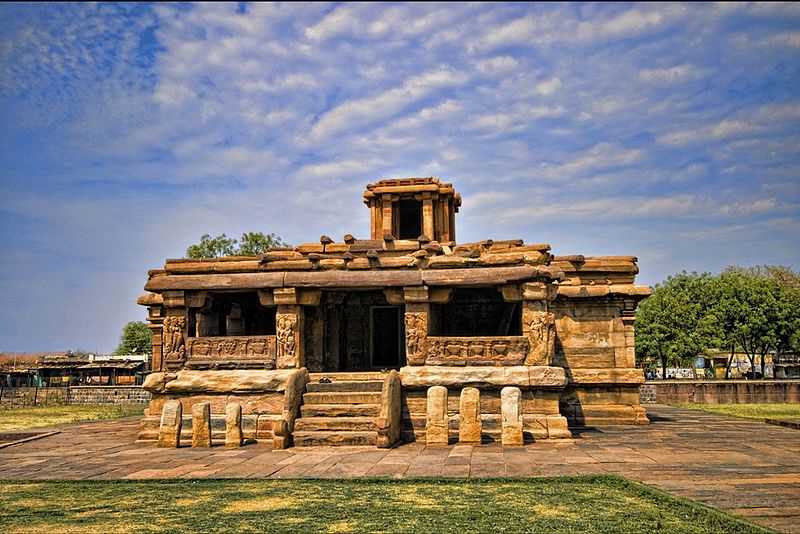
640,380 -> 800,404
0,386 -> 151,407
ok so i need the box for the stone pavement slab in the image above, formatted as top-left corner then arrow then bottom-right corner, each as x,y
1,406 -> 799,532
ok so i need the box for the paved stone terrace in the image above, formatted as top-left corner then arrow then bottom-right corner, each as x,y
1,405 -> 799,533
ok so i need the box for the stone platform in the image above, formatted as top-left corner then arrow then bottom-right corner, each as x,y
1,405 -> 799,533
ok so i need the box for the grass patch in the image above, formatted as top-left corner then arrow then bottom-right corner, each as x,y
0,404 -> 144,431
675,403 -> 800,421
0,477 -> 767,533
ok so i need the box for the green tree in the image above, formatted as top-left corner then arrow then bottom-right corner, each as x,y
185,233 -> 238,259
114,321 -> 152,355
185,232 -> 289,258
635,272 -> 718,379
237,232 -> 289,255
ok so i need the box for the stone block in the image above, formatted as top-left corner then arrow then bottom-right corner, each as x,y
157,400 -> 182,448
459,387 -> 481,444
191,402 -> 212,447
501,387 -> 523,446
225,402 -> 243,448
426,386 -> 449,446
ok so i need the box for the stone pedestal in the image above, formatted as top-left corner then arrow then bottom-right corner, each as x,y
157,399 -> 182,448
191,401 -> 212,448
501,387 -> 524,446
225,403 -> 243,448
459,387 -> 481,444
426,386 -> 449,446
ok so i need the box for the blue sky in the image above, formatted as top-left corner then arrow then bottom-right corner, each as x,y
1,2 -> 798,353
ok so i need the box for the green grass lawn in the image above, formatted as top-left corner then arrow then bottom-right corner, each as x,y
0,477 -> 766,533
0,404 -> 144,432
675,403 -> 800,421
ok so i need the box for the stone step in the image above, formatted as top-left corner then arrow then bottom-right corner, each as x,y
294,416 -> 377,432
303,391 -> 381,405
300,403 -> 379,418
400,430 -> 504,444
309,372 -> 388,382
293,430 -> 377,447
306,381 -> 383,393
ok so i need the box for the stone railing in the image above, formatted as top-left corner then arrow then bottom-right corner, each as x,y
186,335 -> 277,369
425,336 -> 529,366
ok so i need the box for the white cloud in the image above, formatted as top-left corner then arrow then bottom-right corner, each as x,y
639,64 -> 704,83
535,77 -> 561,96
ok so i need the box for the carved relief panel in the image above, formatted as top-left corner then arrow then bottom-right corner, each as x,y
162,315 -> 186,367
186,336 -> 277,368
276,311 -> 300,368
522,302 -> 555,366
404,311 -> 428,365
425,336 -> 528,366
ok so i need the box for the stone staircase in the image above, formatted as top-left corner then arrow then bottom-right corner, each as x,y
293,372 -> 386,447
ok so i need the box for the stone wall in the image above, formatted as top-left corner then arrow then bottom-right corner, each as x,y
640,380 -> 800,404
0,386 -> 150,407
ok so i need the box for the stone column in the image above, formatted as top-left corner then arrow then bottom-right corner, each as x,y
621,300 -> 637,368
276,303 -> 304,369
157,400 -> 182,448
381,194 -> 393,239
225,403 -> 243,448
459,387 -> 481,444
501,387 -> 524,446
161,291 -> 187,370
191,402 -> 212,448
426,386 -> 449,445
404,302 -> 428,365
422,195 -> 434,240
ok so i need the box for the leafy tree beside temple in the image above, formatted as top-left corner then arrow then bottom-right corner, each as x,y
114,321 -> 152,355
636,266 -> 800,379
185,232 -> 288,259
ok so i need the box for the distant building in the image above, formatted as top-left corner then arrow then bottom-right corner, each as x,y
0,353 -> 150,387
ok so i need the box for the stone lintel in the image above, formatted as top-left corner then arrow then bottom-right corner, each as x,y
557,285 -> 652,299
398,365 -> 567,389
143,369 -> 299,394
566,367 -> 645,385
403,286 -> 428,303
162,290 -> 185,308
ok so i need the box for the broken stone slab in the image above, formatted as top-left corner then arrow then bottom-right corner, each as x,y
191,401 -> 212,448
143,369 -> 299,395
399,366 -> 567,389
459,387 -> 481,444
225,403 -> 243,448
501,387 -> 524,446
157,400 -> 182,448
425,386 -> 449,446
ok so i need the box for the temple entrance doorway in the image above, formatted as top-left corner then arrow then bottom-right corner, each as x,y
370,306 -> 401,368
310,290 -> 406,372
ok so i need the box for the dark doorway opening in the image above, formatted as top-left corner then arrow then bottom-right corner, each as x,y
430,287 -> 521,336
397,199 -> 422,239
371,306 -> 401,368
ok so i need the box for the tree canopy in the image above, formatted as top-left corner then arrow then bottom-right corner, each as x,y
636,265 -> 800,378
114,321 -> 152,355
185,232 -> 289,259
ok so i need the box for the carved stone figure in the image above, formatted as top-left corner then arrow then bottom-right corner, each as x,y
405,312 -> 427,365
523,308 -> 555,366
276,313 -> 298,368
162,316 -> 186,363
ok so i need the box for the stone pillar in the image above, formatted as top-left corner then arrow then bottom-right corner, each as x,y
404,302 -> 428,365
225,403 -> 243,448
382,194 -> 393,239
157,400 -> 182,448
422,195 -> 434,240
162,291 -> 187,370
191,401 -> 212,448
276,304 -> 304,369
621,300 -> 637,368
459,387 -> 481,444
501,387 -> 524,446
426,386 -> 449,445
521,284 -> 556,366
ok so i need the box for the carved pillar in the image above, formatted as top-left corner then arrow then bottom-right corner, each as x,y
521,283 -> 556,366
147,305 -> 164,372
161,291 -> 187,370
621,299 -> 637,368
277,304 -> 304,369
404,302 -> 429,366
381,194 -> 393,239
422,195 -> 434,240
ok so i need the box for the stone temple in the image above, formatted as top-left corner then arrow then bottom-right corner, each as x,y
137,177 -> 651,448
